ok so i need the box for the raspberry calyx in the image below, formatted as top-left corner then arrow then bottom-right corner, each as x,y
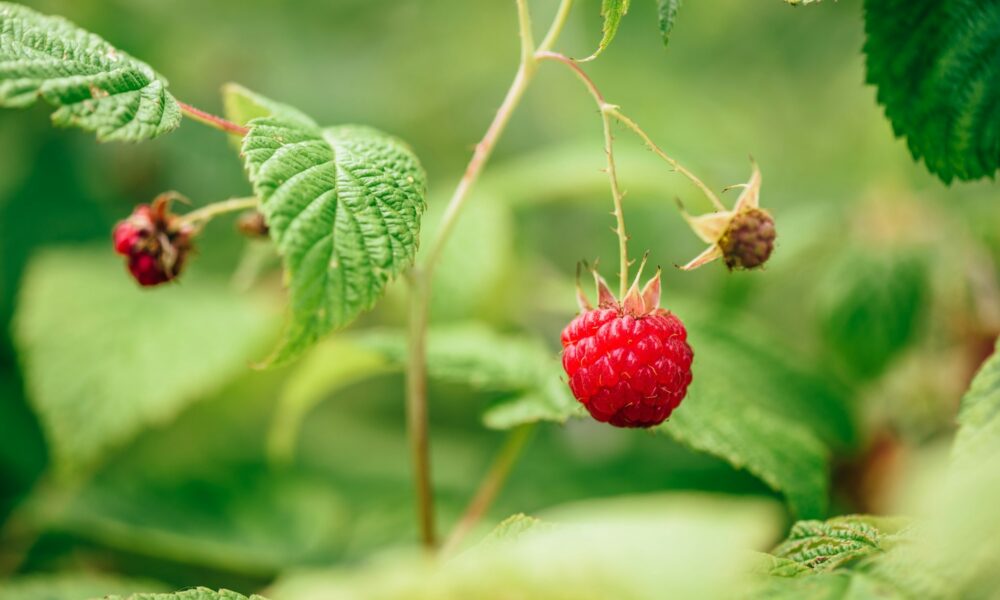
560,264 -> 693,428
112,193 -> 195,287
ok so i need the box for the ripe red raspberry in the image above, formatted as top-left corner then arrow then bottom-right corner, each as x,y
112,194 -> 194,287
561,267 -> 693,428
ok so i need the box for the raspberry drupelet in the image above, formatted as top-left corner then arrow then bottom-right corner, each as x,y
560,266 -> 693,428
112,193 -> 195,287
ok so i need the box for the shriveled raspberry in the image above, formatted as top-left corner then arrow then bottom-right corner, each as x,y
112,194 -> 194,287
561,269 -> 694,428
719,207 -> 775,270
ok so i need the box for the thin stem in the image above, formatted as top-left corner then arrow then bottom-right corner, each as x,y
180,197 -> 259,226
178,101 -> 250,136
405,0 -> 572,552
406,269 -> 436,549
606,108 -> 725,211
536,51 -> 629,295
537,0 -> 575,53
441,424 -> 535,556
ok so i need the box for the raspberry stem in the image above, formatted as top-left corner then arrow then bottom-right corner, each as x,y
178,101 -> 250,136
407,0 -> 575,552
440,424 -> 536,556
180,196 -> 260,227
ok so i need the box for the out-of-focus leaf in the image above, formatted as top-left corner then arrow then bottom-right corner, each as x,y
0,3 -> 180,141
57,462 -> 351,575
748,572 -> 905,599
13,249 -> 275,474
748,553 -> 812,578
864,0 -> 1000,182
478,513 -> 544,545
222,82 -> 316,129
816,248 -> 928,380
0,573 -> 166,600
655,0 -> 681,47
953,337 -> 1000,463
358,323 -> 583,429
105,589 -> 269,600
270,494 -> 780,600
773,515 -> 908,572
785,0 -> 824,4
240,88 -> 426,366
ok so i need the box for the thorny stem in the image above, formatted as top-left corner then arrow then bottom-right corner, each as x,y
607,108 -> 725,211
180,197 -> 259,227
178,101 -> 250,136
535,51 -> 630,296
441,424 -> 535,556
406,0 -> 574,552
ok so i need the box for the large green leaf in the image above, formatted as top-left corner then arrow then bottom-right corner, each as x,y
953,338 -> 1000,462
864,0 -> 1000,182
241,92 -> 426,366
105,589 -> 268,600
0,574 -> 166,600
773,516 -> 908,572
13,249 -> 275,473
0,2 -> 180,141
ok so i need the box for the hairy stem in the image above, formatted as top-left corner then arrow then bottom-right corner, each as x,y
178,101 -> 250,136
605,108 -> 725,211
535,51 -> 630,295
404,0 -> 574,551
180,196 -> 259,226
441,424 -> 535,556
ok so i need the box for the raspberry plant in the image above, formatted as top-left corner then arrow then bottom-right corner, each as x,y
3,0 -> 1000,598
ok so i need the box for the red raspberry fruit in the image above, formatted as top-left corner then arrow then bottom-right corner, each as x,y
561,267 -> 693,428
112,194 -> 194,287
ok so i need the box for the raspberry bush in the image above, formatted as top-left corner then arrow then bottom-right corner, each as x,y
2,0 -> 1000,599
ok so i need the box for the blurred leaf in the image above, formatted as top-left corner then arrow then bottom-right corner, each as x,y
748,553 -> 812,578
785,0 -> 824,4
0,3 -> 180,141
13,248 -> 275,474
772,515 -> 907,572
105,589 -> 268,600
587,0 -> 630,61
58,462 -> 351,575
0,573 -> 166,600
479,513 -> 544,544
748,572 -> 905,599
271,494 -> 780,600
864,0 -> 1000,182
655,0 -> 681,47
222,83 -> 316,129
268,339 -> 391,464
240,90 -> 426,366
358,323 -> 582,429
816,248 -> 928,380
659,310 -> 852,518
953,338 -> 1000,463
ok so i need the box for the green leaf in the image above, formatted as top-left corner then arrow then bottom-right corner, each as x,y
659,314 -> 846,518
13,249 -> 275,473
655,0 -> 681,47
772,516 -> 905,572
104,589 -> 269,600
240,91 -> 426,366
816,248 -> 928,380
953,338 -> 1000,462
358,323 -> 582,428
221,82 -> 315,129
749,572 -> 906,600
864,0 -> 1000,182
0,2 -> 180,141
586,0 -> 630,61
480,513 -> 545,544
0,573 -> 166,600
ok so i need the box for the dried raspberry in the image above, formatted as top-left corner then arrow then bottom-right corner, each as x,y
561,266 -> 693,428
719,207 -> 775,270
112,193 -> 194,287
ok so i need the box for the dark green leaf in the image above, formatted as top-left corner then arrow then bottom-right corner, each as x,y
773,515 -> 906,571
864,0 -> 1000,182
0,2 -> 180,141
655,0 -> 681,47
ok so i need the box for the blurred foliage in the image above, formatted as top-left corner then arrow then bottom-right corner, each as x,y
1,0 -> 1000,598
